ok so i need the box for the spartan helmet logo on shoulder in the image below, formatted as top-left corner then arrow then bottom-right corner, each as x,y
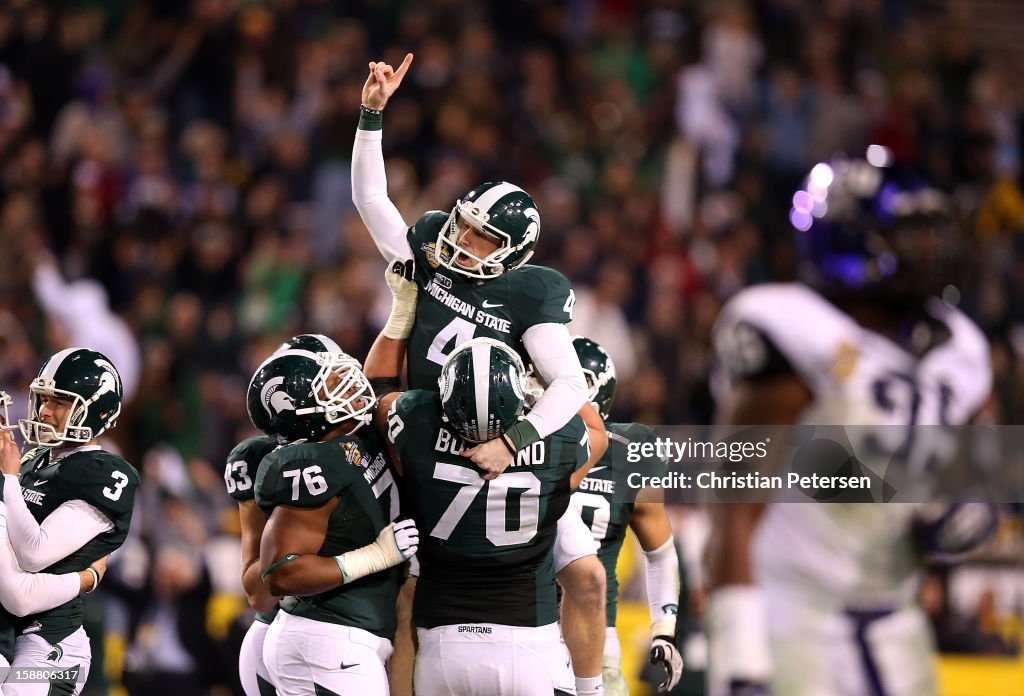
19,348 -> 124,446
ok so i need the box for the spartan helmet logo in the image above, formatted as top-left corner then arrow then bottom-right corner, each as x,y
523,207 -> 540,246
260,377 -> 296,417
93,358 -> 121,398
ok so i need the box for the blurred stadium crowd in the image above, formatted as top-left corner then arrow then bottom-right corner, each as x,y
0,0 -> 1021,693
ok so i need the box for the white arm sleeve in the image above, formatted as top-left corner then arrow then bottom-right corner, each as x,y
643,538 -> 681,627
351,128 -> 414,261
0,505 -> 80,617
522,323 -> 589,439
3,475 -> 114,572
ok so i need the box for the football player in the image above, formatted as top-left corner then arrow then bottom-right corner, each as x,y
351,53 -> 595,483
365,262 -> 609,696
0,349 -> 138,696
706,153 -> 997,696
366,335 -> 585,695
226,333 -> 346,696
251,346 -> 418,696
534,338 -> 685,695
0,393 -> 109,682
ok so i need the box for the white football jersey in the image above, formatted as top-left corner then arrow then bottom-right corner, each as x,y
713,283 -> 992,608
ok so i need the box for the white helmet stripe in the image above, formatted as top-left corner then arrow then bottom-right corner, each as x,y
472,342 -> 492,441
472,182 -> 524,216
39,347 -> 82,380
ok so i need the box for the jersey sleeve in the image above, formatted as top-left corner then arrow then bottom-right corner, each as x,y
549,414 -> 589,471
225,435 -> 278,502
515,266 -> 575,328
617,423 -> 665,478
256,441 -> 363,510
59,455 -> 139,525
407,211 -> 450,287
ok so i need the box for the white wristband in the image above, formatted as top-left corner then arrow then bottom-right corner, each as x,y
334,523 -> 407,584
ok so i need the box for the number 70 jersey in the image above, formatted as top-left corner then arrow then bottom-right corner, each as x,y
387,390 -> 588,628
405,212 -> 576,390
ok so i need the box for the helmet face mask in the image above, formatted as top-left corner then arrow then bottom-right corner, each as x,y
0,391 -> 17,433
437,337 -> 526,443
247,349 -> 376,442
19,347 -> 123,447
436,182 -> 540,279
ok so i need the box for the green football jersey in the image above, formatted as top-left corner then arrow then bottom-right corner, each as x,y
16,447 -> 139,643
255,436 -> 400,639
387,390 -> 587,629
406,212 -> 576,390
571,422 -> 662,625
225,434 -> 281,624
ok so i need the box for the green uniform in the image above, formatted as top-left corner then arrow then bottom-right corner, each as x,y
16,447 -> 139,644
255,436 -> 400,639
572,422 -> 662,625
388,390 -> 587,629
225,435 -> 281,625
406,212 -> 575,389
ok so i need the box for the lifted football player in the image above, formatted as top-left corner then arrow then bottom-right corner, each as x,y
351,53 -> 599,487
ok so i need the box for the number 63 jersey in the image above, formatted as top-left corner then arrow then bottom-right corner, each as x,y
387,390 -> 587,629
17,447 -> 139,642
712,283 -> 992,608
405,212 -> 576,390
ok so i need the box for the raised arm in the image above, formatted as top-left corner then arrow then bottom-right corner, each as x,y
352,53 -> 416,262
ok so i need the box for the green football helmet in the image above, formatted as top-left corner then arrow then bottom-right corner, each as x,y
274,333 -> 342,356
247,349 -> 376,442
437,181 -> 541,279
572,336 -> 617,420
20,347 -> 123,446
438,337 -> 527,443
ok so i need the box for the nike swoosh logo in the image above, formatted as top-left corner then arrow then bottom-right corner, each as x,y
587,466 -> 606,474
34,480 -> 48,487
339,663 -> 360,670
481,300 -> 503,308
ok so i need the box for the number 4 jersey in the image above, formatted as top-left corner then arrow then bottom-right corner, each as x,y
17,447 -> 139,643
387,390 -> 587,629
712,283 -> 992,607
406,212 -> 576,389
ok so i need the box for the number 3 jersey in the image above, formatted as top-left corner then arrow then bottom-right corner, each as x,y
16,447 -> 139,643
405,212 -> 575,390
712,283 -> 992,608
254,434 -> 401,639
387,390 -> 587,629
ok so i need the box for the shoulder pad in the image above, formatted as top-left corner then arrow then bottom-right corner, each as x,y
225,435 -> 278,502
61,452 -> 139,519
388,390 -> 440,449
714,283 -> 856,393
510,265 -> 575,325
256,440 -> 362,510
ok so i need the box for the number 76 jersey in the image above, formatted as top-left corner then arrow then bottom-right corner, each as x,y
405,212 -> 576,390
387,390 -> 587,629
